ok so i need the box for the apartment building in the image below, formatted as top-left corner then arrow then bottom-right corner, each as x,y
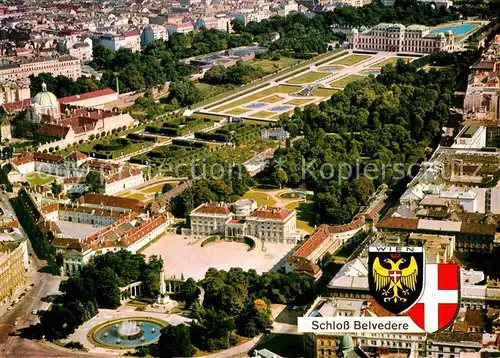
95,31 -> 141,52
0,56 -> 81,82
0,239 -> 28,309
141,25 -> 168,45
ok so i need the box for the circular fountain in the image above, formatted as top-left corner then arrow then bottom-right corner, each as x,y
89,318 -> 166,349
118,321 -> 143,340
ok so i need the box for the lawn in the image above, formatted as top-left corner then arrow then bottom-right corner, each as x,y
124,193 -> 148,201
329,75 -> 366,88
26,173 -> 55,186
285,201 -> 315,234
141,182 -> 171,194
252,111 -> 275,118
212,85 -> 302,112
252,57 -> 302,73
373,57 -> 400,67
242,190 -> 277,207
271,110 -> 294,120
287,71 -> 329,84
251,333 -> 305,358
261,95 -> 284,103
284,98 -> 313,106
333,54 -> 371,66
190,112 -> 228,121
224,107 -> 249,115
312,88 -> 338,98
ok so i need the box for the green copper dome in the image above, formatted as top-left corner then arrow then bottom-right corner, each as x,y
339,335 -> 354,351
33,83 -> 58,108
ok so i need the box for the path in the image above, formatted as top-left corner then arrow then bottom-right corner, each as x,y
65,307 -> 192,355
200,336 -> 261,358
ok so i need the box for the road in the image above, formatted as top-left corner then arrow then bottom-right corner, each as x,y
0,251 -> 63,357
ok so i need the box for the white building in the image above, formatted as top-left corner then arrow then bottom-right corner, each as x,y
104,168 -> 145,195
165,22 -> 194,35
349,23 -> 454,54
96,31 -> 141,52
141,25 -> 168,45
189,201 -> 298,244
0,56 -> 81,82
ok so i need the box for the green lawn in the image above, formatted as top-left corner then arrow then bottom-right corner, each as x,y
261,95 -> 284,103
333,54 -> 371,66
373,57 -> 400,67
252,111 -> 275,118
224,107 -> 250,115
212,85 -> 301,112
124,193 -> 148,201
190,112 -> 228,121
329,75 -> 366,88
252,57 -> 302,73
287,71 -> 329,84
26,173 -> 55,186
312,88 -> 338,98
142,183 -> 169,194
285,201 -> 315,234
242,190 -> 277,207
284,98 -> 313,106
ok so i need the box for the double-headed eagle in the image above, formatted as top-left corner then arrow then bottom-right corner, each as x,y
372,257 -> 418,303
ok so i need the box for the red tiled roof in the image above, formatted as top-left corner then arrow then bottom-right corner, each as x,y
105,168 -> 142,184
122,30 -> 139,37
10,155 -> 34,166
286,256 -> 321,278
2,98 -> 31,112
63,176 -> 86,184
461,221 -> 496,236
40,203 -> 58,215
67,151 -> 87,160
377,217 -> 419,230
192,202 -> 231,215
78,194 -> 146,211
33,152 -> 65,164
58,89 -> 116,104
39,123 -> 70,138
249,206 -> 294,220
293,224 -> 330,258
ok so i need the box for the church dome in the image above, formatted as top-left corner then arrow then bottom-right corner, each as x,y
339,335 -> 354,351
33,83 -> 58,108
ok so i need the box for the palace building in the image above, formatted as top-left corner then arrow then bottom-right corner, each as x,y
189,200 -> 298,244
349,23 -> 455,54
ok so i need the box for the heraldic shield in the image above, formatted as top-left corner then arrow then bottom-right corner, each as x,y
368,246 -> 425,314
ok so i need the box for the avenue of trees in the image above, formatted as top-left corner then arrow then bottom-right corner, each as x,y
38,251 -> 162,340
264,51 -> 479,226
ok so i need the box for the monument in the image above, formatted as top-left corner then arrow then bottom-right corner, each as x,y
157,255 -> 170,305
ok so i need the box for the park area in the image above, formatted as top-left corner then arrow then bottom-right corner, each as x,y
118,179 -> 179,202
26,172 -> 55,186
330,75 -> 366,89
207,84 -> 336,120
141,234 -> 296,280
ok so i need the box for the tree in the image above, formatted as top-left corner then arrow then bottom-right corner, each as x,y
180,278 -> 201,308
85,171 -> 104,194
164,80 -> 203,108
236,299 -> 272,337
161,183 -> 174,194
156,324 -> 195,358
50,181 -> 63,196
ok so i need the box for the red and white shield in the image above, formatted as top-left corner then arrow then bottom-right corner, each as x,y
406,263 -> 460,333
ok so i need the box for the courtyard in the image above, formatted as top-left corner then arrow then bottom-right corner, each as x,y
141,234 -> 296,280
55,221 -> 104,239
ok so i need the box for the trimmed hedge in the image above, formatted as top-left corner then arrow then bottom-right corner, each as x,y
200,236 -> 256,251
194,131 -> 231,142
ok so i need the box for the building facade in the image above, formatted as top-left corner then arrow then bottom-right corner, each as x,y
349,23 -> 454,54
0,240 -> 28,309
0,56 -> 81,82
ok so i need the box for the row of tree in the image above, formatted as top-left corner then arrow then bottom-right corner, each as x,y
202,61 -> 266,86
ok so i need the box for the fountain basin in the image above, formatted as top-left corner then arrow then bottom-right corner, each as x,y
89,318 -> 166,349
